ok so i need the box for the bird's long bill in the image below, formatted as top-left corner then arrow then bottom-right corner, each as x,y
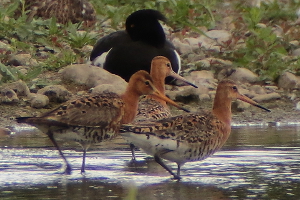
151,88 -> 190,113
238,94 -> 271,112
169,70 -> 198,88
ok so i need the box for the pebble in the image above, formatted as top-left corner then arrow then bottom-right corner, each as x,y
252,93 -> 281,102
37,85 -> 71,103
0,127 -> 11,137
8,54 -> 38,66
30,94 -> 49,108
60,64 -> 127,88
0,88 -> 19,103
90,84 -> 126,96
278,72 -> 300,90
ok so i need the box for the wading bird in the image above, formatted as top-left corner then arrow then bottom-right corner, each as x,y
17,70 -> 189,174
129,56 -> 198,160
121,79 -> 270,179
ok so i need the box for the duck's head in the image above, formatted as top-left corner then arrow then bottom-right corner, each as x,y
125,9 -> 167,47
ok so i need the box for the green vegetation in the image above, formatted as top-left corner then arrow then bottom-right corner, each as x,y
231,1 -> 300,80
0,0 -> 300,83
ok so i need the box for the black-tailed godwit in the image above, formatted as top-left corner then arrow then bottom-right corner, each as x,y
16,70 -> 189,174
121,79 -> 270,179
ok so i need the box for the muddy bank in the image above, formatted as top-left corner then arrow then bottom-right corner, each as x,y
1,95 -> 299,133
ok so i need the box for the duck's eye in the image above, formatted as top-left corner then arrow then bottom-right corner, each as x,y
232,86 -> 238,91
166,63 -> 171,68
145,80 -> 150,86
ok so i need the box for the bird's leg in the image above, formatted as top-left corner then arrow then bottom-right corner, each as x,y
177,164 -> 181,177
154,155 -> 181,180
81,148 -> 87,174
130,143 -> 136,161
47,131 -> 72,174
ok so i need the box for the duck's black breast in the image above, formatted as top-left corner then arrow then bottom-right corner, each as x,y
90,32 -> 180,82
103,40 -> 180,81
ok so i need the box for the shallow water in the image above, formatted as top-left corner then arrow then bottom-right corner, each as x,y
0,124 -> 300,200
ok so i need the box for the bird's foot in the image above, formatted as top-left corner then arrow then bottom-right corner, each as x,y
80,167 -> 86,175
64,164 -> 72,175
172,174 -> 181,180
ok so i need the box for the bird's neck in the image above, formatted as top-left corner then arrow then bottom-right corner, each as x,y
121,90 -> 140,124
146,71 -> 167,106
212,94 -> 232,126
212,94 -> 232,146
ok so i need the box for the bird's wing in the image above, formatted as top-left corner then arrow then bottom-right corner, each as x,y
121,111 -> 223,144
40,92 -> 125,127
90,31 -> 130,61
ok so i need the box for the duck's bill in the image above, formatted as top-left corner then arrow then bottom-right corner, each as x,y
169,70 -> 198,88
238,94 -> 271,112
152,90 -> 190,113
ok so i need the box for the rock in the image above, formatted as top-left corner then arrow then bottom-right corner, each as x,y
90,84 -> 126,96
278,72 -> 300,90
291,48 -> 300,56
8,54 -> 38,66
183,37 -> 201,51
252,92 -> 281,102
186,54 -> 206,63
232,101 -> 251,112
249,85 -> 266,95
166,86 -> 201,103
171,70 -> 216,102
166,85 -> 210,103
207,30 -> 232,41
289,40 -> 299,46
30,94 -> 49,108
82,45 -> 94,54
37,85 -> 71,103
199,93 -> 210,101
172,38 -> 193,54
196,30 -> 232,51
288,92 -> 297,101
219,16 -> 236,30
0,88 -> 19,103
0,127 -> 11,137
0,41 -> 12,51
220,68 -> 259,83
3,80 -> 30,96
15,66 -> 28,75
239,88 -> 256,98
60,64 -> 127,88
256,23 -> 267,28
185,70 -> 217,89
208,90 -> 216,100
296,101 -> 300,110
191,57 -> 232,69
264,85 -> 279,92
272,25 -> 284,38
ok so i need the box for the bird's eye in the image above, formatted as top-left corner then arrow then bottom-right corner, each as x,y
232,86 -> 238,91
166,63 -> 171,68
145,81 -> 150,86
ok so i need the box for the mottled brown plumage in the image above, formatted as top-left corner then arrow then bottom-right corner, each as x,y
130,56 -> 197,160
134,56 -> 197,122
121,79 -> 270,179
17,0 -> 96,25
16,70 -> 187,174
